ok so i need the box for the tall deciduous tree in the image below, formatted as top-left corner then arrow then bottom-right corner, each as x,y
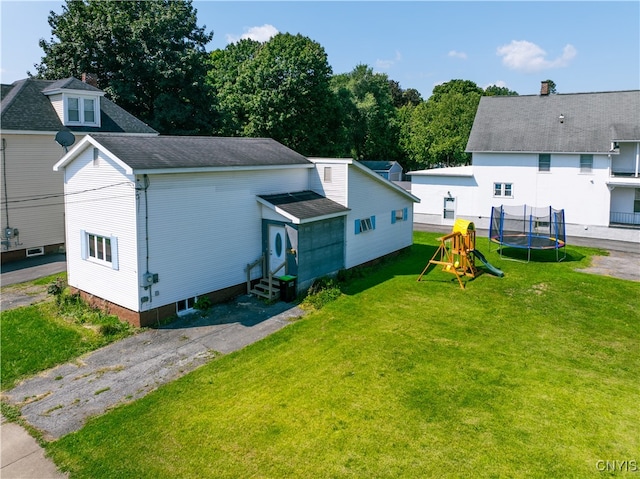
208,33 -> 342,156
399,79 -> 483,170
331,64 -> 400,160
33,0 -> 214,134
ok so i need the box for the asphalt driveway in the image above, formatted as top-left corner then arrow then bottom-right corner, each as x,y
2,295 -> 304,440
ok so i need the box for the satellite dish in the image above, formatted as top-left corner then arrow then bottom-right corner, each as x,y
55,130 -> 76,152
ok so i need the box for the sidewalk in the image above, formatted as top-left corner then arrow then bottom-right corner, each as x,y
1,416 -> 67,479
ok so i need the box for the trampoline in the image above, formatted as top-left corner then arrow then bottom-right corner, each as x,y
490,205 -> 566,262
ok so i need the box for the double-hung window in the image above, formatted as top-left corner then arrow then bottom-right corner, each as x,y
538,154 -> 551,172
580,154 -> 593,173
65,95 -> 99,126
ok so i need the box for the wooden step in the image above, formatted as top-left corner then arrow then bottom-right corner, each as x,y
250,278 -> 280,300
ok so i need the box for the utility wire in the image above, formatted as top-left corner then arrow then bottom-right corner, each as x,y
0,181 -> 133,205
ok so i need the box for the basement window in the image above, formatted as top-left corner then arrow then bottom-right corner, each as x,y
26,246 -> 45,257
177,296 -> 197,315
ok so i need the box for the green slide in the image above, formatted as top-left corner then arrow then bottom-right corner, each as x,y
470,250 -> 504,277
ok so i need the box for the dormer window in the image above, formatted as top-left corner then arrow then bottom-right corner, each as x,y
65,95 -> 98,126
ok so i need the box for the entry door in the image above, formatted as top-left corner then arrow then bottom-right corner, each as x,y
443,196 -> 456,221
268,225 -> 286,276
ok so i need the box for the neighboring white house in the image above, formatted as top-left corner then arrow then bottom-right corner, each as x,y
410,84 -> 640,243
53,135 -> 418,326
0,76 -> 158,263
360,160 -> 404,182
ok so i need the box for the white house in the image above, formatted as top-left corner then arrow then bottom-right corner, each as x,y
53,135 -> 418,326
0,76 -> 157,263
410,84 -> 640,243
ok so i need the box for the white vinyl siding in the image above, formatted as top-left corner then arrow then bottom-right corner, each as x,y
63,146 -> 138,310
346,165 -> 414,268
308,160 -> 348,206
137,168 -> 308,311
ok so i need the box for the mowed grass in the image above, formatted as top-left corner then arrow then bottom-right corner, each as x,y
46,233 -> 639,478
1,275 -> 133,390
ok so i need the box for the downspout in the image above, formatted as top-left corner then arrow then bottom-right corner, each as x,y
636,143 -> 639,177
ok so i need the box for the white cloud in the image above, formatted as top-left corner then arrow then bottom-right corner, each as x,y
226,24 -> 279,44
448,50 -> 467,60
375,51 -> 402,70
497,40 -> 577,73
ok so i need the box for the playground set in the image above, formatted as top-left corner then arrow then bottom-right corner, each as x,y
418,219 -> 503,289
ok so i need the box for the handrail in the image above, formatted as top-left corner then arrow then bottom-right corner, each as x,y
267,259 -> 287,299
246,254 -> 265,294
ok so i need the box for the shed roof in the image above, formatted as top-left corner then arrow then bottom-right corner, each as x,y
0,77 -> 157,134
258,191 -> 349,224
466,90 -> 640,154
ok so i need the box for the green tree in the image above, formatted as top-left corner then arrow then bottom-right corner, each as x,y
33,0 -> 214,135
399,79 -> 483,170
484,85 -> 519,96
331,65 -> 400,160
543,79 -> 558,94
208,33 -> 342,156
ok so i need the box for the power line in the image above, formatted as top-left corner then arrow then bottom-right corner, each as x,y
0,181 -> 133,205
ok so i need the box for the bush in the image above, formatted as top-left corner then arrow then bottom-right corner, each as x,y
302,277 -> 342,310
47,277 -> 66,304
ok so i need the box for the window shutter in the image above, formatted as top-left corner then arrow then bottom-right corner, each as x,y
403,207 -> 408,221
355,219 -> 361,235
391,210 -> 396,224
80,230 -> 87,259
371,216 -> 376,230
110,236 -> 119,270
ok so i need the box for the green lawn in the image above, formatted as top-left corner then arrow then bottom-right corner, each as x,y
32,234 -> 640,476
1,275 -> 133,390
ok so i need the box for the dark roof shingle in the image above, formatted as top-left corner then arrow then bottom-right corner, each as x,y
90,134 -> 312,169
0,77 -> 157,134
466,90 -> 640,153
258,191 -> 349,221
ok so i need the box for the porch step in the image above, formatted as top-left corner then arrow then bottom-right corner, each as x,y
250,278 -> 280,300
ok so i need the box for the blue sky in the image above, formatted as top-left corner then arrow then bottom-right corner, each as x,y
1,1 -> 639,98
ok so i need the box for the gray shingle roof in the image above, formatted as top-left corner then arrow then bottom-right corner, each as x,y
89,134 -> 312,169
360,160 -> 399,171
466,90 -> 640,153
1,77 -> 157,134
258,191 -> 349,221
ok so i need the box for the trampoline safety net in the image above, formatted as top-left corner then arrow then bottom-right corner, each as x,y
490,205 -> 566,261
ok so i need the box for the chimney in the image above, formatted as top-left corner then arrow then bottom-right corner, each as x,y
81,73 -> 98,88
540,81 -> 550,96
